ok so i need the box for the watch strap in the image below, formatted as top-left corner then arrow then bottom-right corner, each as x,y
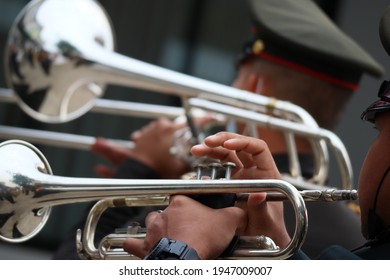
144,237 -> 200,260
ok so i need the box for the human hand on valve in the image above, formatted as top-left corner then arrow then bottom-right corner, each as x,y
122,132 -> 291,259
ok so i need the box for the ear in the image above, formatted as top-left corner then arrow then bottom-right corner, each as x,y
242,73 -> 260,93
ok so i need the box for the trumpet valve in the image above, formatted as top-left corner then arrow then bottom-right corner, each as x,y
208,162 -> 223,179
193,161 -> 236,180
114,222 -> 146,236
223,162 -> 236,179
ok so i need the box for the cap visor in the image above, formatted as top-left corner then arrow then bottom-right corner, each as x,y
361,100 -> 390,122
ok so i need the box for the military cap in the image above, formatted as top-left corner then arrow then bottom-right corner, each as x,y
238,0 -> 384,91
361,5 -> 390,123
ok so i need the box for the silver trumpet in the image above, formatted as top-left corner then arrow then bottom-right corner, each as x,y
77,188 -> 357,260
0,139 -> 307,259
0,0 -> 354,190
0,139 -> 358,259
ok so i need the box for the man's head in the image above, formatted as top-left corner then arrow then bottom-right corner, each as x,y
235,0 -> 383,129
233,59 -> 353,129
358,5 -> 390,240
358,93 -> 390,240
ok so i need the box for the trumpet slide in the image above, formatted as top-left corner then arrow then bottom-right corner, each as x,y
1,0 -> 355,191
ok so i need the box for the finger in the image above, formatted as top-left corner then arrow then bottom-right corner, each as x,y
173,120 -> 189,131
234,149 -> 255,169
95,165 -> 115,178
192,132 -> 253,168
235,193 -> 267,236
92,138 -> 130,164
246,193 -> 267,209
158,118 -> 188,138
130,119 -> 158,141
122,238 -> 149,259
93,138 -> 129,153
222,138 -> 258,169
202,132 -> 244,148
223,137 -> 278,173
91,138 -> 110,153
202,132 -> 257,168
150,117 -> 173,131
191,144 -> 243,168
130,130 -> 141,141
144,211 -> 162,228
191,143 -> 229,160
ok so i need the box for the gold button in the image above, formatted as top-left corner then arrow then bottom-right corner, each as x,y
252,39 -> 265,54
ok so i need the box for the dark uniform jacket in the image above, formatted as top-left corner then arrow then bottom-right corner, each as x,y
291,242 -> 390,260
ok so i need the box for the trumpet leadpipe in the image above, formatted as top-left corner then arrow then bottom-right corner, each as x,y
236,189 -> 358,202
297,189 -> 358,202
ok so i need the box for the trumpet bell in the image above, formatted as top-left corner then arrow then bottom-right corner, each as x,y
0,140 -> 52,242
4,0 -> 114,123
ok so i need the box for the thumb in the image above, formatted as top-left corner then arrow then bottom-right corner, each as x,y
236,193 -> 267,235
247,193 -> 267,209
123,238 -> 149,259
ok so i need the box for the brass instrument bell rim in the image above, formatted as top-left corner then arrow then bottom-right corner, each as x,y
0,139 -> 52,243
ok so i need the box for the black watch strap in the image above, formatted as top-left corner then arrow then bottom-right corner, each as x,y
144,237 -> 200,260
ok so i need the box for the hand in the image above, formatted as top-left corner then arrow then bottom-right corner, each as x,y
129,117 -> 191,178
191,132 -> 291,248
191,131 -> 282,180
122,195 -> 246,260
123,132 -> 291,259
91,138 -> 132,178
237,193 -> 291,248
91,118 -> 191,179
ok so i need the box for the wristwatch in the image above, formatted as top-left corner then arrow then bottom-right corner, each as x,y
144,237 -> 200,260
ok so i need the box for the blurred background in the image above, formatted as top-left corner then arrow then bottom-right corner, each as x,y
0,0 -> 388,259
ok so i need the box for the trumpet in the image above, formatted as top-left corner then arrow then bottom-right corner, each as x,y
0,139 -> 357,259
1,0 -> 353,191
